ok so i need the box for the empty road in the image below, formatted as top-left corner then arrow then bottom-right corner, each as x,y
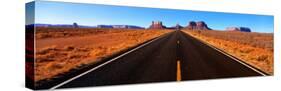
45,30 -> 266,89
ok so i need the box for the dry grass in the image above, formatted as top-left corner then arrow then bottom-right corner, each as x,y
183,30 -> 273,75
35,27 -> 172,82
36,27 -> 145,39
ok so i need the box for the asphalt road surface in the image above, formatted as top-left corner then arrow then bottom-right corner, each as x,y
51,30 -> 265,89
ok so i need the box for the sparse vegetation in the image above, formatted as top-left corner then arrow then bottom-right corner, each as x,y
35,27 -> 171,82
183,30 -> 273,74
36,27 -> 146,39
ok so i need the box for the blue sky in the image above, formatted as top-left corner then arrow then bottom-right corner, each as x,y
32,1 -> 274,33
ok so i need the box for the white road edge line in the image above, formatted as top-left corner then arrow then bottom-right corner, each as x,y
49,32 -> 169,90
184,32 -> 267,76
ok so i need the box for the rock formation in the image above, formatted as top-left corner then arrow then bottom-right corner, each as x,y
175,23 -> 183,30
166,23 -> 183,30
186,21 -> 211,30
97,25 -> 144,29
226,27 -> 251,32
149,21 -> 166,29
73,22 -> 79,28
186,21 -> 197,30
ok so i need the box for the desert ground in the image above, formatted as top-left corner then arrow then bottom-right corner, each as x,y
34,27 -> 273,83
35,27 -> 171,82
183,30 -> 273,74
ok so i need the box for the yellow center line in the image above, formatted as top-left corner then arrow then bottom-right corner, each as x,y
177,60 -> 181,81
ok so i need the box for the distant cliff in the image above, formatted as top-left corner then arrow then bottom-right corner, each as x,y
226,27 -> 251,32
97,25 -> 144,29
149,21 -> 166,29
148,21 -> 211,30
31,23 -> 144,29
185,21 -> 211,30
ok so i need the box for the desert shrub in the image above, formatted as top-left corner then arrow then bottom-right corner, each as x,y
239,48 -> 254,53
256,55 -> 269,62
63,45 -> 75,51
37,46 -> 58,55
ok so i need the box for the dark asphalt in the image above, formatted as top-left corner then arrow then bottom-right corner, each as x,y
56,30 -> 263,89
